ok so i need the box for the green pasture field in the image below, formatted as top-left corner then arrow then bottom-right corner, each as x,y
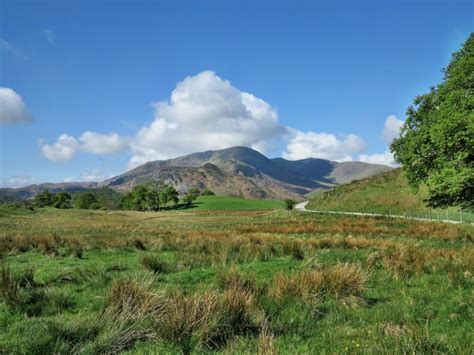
0,206 -> 473,354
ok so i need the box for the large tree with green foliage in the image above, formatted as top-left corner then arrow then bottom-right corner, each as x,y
74,192 -> 98,209
159,185 -> 179,208
53,192 -> 72,209
391,34 -> 474,209
34,190 -> 55,207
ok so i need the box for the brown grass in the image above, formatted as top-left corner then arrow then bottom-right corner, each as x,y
269,263 -> 368,303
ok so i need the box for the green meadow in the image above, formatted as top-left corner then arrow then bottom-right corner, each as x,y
0,202 -> 473,354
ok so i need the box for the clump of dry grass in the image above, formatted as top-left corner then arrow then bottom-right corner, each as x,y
96,273 -> 165,353
139,254 -> 172,274
0,263 -> 20,308
155,292 -> 218,354
269,263 -> 368,303
281,239 -> 305,260
216,267 -> 256,293
258,319 -> 276,355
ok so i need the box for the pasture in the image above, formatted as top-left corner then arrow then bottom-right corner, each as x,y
0,205 -> 473,353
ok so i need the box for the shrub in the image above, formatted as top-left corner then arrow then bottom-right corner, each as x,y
284,199 -> 296,210
201,189 -> 215,196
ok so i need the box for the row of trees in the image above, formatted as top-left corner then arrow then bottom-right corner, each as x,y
33,184 -> 214,211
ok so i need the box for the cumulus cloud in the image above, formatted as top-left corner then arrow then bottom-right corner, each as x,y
358,150 -> 397,166
79,131 -> 129,155
0,88 -> 33,124
282,129 -> 366,161
129,70 -> 287,168
40,134 -> 79,162
0,176 -> 41,188
40,132 -> 128,162
356,115 -> 404,166
381,115 -> 404,143
41,29 -> 54,45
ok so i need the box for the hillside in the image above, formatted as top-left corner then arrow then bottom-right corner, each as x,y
307,168 -> 473,222
0,146 -> 391,200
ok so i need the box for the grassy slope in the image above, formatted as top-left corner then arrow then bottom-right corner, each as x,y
0,208 -> 472,353
189,195 -> 285,211
307,168 -> 473,223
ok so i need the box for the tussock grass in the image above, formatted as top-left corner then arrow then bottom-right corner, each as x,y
269,263 -> 368,303
139,254 -> 173,274
0,208 -> 472,353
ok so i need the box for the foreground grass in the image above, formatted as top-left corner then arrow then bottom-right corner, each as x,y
0,207 -> 473,353
308,169 -> 474,223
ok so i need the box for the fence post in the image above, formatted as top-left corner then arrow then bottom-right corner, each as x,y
460,210 -> 463,223
436,210 -> 440,221
447,210 -> 449,221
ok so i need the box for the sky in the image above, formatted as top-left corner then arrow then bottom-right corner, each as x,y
0,0 -> 472,187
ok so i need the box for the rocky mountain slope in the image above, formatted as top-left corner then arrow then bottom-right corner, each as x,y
1,146 -> 392,200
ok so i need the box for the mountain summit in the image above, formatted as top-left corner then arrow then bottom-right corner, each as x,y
1,146 -> 392,200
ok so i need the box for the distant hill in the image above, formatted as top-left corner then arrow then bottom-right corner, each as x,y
0,146 -> 392,201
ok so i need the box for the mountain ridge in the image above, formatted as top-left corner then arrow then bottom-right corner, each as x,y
0,146 -> 392,201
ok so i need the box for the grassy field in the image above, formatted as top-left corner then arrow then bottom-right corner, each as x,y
0,206 -> 473,354
189,195 -> 285,211
307,169 -> 474,223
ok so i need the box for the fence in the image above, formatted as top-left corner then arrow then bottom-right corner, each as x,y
299,206 -> 474,225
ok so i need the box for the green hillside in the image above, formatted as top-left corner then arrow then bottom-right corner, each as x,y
307,169 -> 473,223
190,195 -> 285,211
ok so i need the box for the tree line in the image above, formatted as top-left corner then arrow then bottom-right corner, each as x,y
32,184 -> 216,211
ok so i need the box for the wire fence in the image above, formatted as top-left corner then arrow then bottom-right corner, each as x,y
298,205 -> 474,225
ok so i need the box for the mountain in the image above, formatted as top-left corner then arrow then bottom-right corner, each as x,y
0,146 -> 392,201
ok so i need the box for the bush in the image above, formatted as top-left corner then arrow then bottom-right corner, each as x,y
284,199 -> 296,210
201,189 -> 215,196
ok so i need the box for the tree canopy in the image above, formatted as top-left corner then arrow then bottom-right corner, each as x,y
391,34 -> 474,209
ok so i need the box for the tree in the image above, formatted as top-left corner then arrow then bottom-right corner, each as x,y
34,190 -> 54,207
122,185 -> 153,211
53,192 -> 72,209
391,34 -> 474,209
159,185 -> 179,209
284,199 -> 296,210
74,192 -> 97,209
181,188 -> 200,208
94,187 -> 123,210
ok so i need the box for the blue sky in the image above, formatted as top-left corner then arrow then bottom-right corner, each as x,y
0,0 -> 472,187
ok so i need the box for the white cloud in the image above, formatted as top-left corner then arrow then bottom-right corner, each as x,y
0,176 -> 40,188
356,115 -> 404,167
41,29 -> 54,45
80,169 -> 107,182
40,134 -> 79,162
79,131 -> 129,155
381,115 -> 404,143
0,88 -> 33,124
40,131 -> 128,162
129,70 -> 287,168
282,129 -> 366,161
358,150 -> 397,166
